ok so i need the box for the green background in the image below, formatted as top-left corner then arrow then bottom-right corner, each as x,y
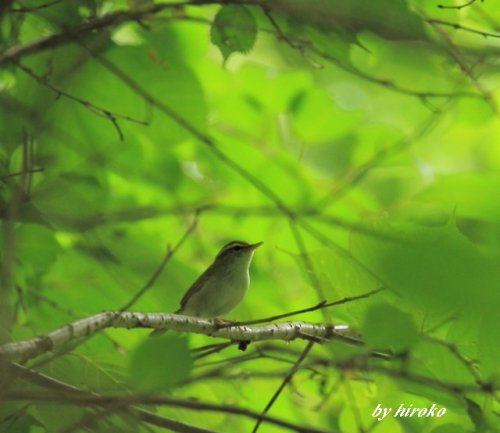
1,0 -> 499,432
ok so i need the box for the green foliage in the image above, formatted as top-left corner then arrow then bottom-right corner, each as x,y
1,0 -> 500,432
362,303 -> 419,352
351,220 -> 500,316
274,0 -> 427,41
210,5 -> 257,62
128,334 -> 193,391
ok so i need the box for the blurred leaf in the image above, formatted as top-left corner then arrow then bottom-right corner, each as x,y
128,334 -> 193,391
304,134 -> 358,177
478,314 -> 500,378
32,402 -> 81,433
465,397 -> 488,433
413,339 -> 477,385
0,403 -> 43,433
291,88 -> 361,142
1,1 -> 500,431
210,5 -> 257,62
31,173 -> 108,230
146,150 -> 183,191
417,173 -> 500,222
273,0 -> 427,41
327,338 -> 367,360
16,223 -> 60,272
127,0 -> 154,11
362,302 -> 419,351
430,424 -> 468,433
350,219 -> 500,316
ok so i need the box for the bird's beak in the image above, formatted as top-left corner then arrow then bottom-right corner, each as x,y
248,241 -> 264,250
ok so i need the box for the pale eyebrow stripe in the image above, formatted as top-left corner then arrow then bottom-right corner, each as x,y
217,241 -> 248,257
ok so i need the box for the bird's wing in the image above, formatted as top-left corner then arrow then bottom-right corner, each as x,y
177,264 -> 217,312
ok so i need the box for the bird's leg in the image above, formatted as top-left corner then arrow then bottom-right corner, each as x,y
213,317 -> 237,329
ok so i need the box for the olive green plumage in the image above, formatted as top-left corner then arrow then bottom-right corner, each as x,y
175,240 -> 263,318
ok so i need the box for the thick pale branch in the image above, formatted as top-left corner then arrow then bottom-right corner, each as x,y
0,312 -> 347,360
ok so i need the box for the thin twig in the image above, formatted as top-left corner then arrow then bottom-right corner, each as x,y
261,2 -> 481,100
422,335 -> 482,383
0,0 -> 15,26
6,390 -> 336,433
0,167 -> 44,182
16,61 -> 148,141
218,288 -> 384,328
425,15 -> 496,113
342,374 -> 365,432
87,47 -> 294,218
193,342 -> 233,360
315,107 -> 446,209
288,220 -> 329,320
427,18 -> 500,39
261,6 -> 323,68
119,214 -> 199,312
437,0 -> 479,10
297,218 -> 388,290
252,340 -> 315,433
11,0 -> 67,12
0,1 -> 262,66
11,363 -> 220,433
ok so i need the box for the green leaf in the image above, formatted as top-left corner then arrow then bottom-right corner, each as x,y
32,402 -> 81,433
351,219 -> 500,316
362,302 -> 419,351
0,403 -> 44,433
413,339 -> 476,385
465,397 -> 488,432
16,223 -> 61,272
273,0 -> 427,41
31,173 -> 107,230
128,334 -> 193,391
478,314 -> 500,378
430,424 -> 468,433
210,5 -> 257,62
417,172 -> 500,222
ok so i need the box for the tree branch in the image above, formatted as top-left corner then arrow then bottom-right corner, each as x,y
119,214 -> 199,311
11,362 -> 248,433
218,288 -> 383,327
6,389 -> 335,433
0,1 -> 263,66
0,311 -> 348,360
252,340 -> 315,433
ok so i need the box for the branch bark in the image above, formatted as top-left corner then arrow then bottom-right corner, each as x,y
0,311 -> 348,360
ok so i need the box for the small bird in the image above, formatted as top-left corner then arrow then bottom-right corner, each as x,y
175,240 -> 263,318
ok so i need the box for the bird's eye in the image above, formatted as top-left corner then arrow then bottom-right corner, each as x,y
233,245 -> 242,251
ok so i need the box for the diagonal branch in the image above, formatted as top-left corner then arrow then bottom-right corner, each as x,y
15,61 -> 148,141
0,0 -> 263,66
252,340 -> 315,433
437,0 -> 479,10
0,311 -> 349,360
7,389 -> 335,433
119,214 -> 199,311
89,49 -> 292,215
219,288 -> 383,327
11,362 -> 243,433
288,220 -> 329,319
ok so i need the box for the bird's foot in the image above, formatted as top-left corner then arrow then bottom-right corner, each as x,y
213,317 -> 237,329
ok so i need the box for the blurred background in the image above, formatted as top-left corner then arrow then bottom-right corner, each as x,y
1,1 -> 499,432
